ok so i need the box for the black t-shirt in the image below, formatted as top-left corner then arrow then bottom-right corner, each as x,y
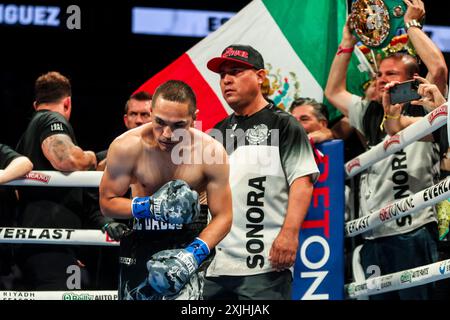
16,110 -> 84,229
0,144 -> 20,169
0,143 -> 21,227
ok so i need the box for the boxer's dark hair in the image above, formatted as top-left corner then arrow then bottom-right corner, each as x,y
152,80 -> 197,118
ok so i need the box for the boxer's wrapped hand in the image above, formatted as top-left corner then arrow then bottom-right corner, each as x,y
146,238 -> 210,295
131,179 -> 200,224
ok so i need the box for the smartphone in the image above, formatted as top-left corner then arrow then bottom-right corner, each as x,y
389,80 -> 421,104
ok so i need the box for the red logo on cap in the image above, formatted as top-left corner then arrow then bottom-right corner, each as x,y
222,48 -> 249,59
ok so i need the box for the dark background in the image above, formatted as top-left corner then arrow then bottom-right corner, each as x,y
1,0 -> 448,152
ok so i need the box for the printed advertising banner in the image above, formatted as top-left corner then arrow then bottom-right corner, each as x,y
292,140 -> 345,300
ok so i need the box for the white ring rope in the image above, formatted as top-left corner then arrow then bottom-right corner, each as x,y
1,107 -> 447,297
345,177 -> 450,237
0,227 -> 119,246
1,170 -> 103,187
0,290 -> 118,300
346,258 -> 450,299
345,103 -> 448,178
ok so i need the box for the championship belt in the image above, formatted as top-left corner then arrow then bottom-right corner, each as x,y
349,0 -> 406,49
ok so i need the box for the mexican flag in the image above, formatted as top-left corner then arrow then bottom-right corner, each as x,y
136,0 -> 365,130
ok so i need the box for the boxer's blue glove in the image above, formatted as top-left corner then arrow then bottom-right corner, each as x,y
131,179 -> 200,224
146,238 -> 210,296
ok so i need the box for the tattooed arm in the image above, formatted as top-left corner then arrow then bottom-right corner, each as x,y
41,134 -> 97,171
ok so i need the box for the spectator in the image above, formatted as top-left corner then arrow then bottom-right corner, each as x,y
15,71 -> 97,290
382,76 -> 447,135
288,97 -> 363,164
203,44 -> 319,300
382,78 -> 450,245
325,0 -> 447,300
289,97 -> 332,144
96,92 -> 152,171
123,91 -> 152,130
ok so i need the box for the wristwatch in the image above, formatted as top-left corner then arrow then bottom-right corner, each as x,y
405,19 -> 422,31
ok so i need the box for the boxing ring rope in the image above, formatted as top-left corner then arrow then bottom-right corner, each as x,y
346,258 -> 450,299
345,104 -> 448,178
0,227 -> 119,246
0,170 -> 117,246
345,177 -> 450,237
0,170 -> 119,298
1,104 -> 449,299
1,170 -> 103,187
0,290 -> 118,300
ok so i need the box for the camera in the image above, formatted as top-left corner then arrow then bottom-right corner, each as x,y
389,80 -> 421,104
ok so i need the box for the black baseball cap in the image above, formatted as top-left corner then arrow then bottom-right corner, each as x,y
207,44 -> 264,73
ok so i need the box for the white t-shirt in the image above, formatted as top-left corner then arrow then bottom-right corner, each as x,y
348,95 -> 439,239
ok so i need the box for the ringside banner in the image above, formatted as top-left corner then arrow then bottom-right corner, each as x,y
0,290 -> 118,300
292,140 -> 345,300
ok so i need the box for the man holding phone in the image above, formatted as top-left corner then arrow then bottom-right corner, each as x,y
382,76 -> 447,135
388,79 -> 421,105
325,0 -> 448,300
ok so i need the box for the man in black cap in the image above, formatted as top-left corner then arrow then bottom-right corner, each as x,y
203,44 -> 319,299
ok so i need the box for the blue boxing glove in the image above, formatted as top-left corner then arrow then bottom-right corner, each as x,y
131,179 -> 200,225
146,238 -> 210,296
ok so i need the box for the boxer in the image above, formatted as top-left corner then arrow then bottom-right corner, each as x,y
100,80 -> 232,300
